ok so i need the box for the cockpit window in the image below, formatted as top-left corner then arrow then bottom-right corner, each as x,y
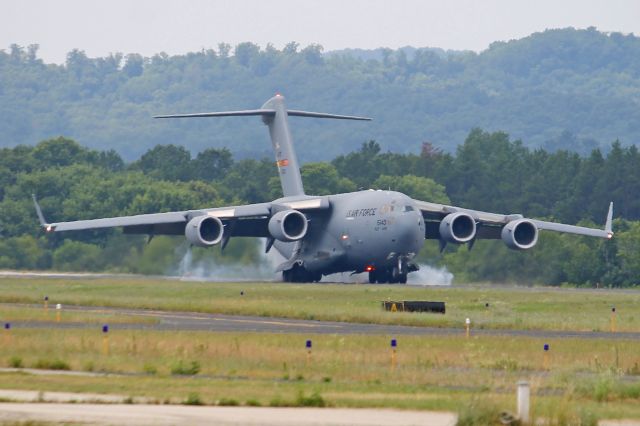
403,205 -> 414,212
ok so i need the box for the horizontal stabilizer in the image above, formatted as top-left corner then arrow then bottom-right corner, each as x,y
154,109 -> 371,121
154,109 -> 275,119
287,110 -> 371,121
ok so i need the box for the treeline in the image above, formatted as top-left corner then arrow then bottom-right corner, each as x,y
1,130 -> 639,286
2,28 -> 640,161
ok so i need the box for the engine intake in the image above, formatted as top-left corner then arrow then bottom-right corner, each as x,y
501,219 -> 538,250
185,215 -> 224,247
439,212 -> 476,244
268,210 -> 308,242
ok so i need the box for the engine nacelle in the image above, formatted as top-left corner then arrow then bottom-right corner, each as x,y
439,212 -> 476,244
185,215 -> 224,247
501,219 -> 538,250
268,210 -> 308,242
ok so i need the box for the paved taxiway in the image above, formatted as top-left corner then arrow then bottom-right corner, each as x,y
4,303 -> 640,340
0,402 -> 456,426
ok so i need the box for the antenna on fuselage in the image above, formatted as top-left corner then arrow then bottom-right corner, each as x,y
154,94 -> 371,197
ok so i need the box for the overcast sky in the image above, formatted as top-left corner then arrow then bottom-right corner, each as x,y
2,0 -> 639,64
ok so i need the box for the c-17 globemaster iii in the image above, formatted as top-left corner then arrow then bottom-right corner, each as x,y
33,94 -> 614,283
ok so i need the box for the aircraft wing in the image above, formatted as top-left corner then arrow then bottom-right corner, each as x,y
33,195 -> 330,239
414,199 -> 614,241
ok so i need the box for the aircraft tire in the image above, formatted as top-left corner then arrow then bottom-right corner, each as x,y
390,266 -> 401,284
368,271 -> 376,284
399,273 -> 407,284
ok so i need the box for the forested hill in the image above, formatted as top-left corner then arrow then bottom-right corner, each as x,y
1,27 -> 640,161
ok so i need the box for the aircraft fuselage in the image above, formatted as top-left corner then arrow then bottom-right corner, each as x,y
274,190 -> 425,281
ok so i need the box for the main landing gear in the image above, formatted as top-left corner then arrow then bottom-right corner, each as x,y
282,263 -> 322,283
368,267 -> 407,284
368,258 -> 416,284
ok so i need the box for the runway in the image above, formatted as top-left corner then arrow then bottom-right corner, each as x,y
4,303 -> 640,340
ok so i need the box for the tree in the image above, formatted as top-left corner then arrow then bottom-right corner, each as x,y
122,53 -> 144,77
301,163 -> 355,195
133,145 -> 192,181
31,137 -> 88,169
234,42 -> 260,67
372,175 -> 450,204
332,141 -> 383,189
191,148 -> 233,181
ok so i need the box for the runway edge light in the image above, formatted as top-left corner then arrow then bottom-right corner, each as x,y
543,343 -> 550,370
102,324 -> 110,356
390,338 -> 397,369
611,306 -> 617,332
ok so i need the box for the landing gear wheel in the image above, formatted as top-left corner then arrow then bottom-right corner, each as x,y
390,266 -> 400,284
283,264 -> 320,283
368,270 -> 377,284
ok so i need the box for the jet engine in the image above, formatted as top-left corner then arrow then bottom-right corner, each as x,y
185,215 -> 224,247
439,212 -> 476,244
268,210 -> 308,242
501,219 -> 538,250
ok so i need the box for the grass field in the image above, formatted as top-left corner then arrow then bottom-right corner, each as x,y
0,304 -> 156,325
1,276 -> 640,423
0,276 -> 637,332
1,325 -> 640,422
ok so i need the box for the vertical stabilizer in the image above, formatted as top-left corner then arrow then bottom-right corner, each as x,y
261,95 -> 305,197
154,95 -> 370,199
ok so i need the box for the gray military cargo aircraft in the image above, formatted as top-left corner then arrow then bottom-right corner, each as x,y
33,94 -> 614,283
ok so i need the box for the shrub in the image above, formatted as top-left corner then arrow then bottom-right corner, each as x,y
184,393 -> 203,406
218,398 -> 239,406
171,360 -> 200,375
245,399 -> 261,407
8,356 -> 23,368
295,391 -> 325,407
143,364 -> 157,375
33,359 -> 70,371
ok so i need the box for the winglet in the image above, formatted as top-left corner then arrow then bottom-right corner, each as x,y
32,194 -> 54,232
605,201 -> 614,238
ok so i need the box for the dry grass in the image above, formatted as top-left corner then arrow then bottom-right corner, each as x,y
0,327 -> 640,417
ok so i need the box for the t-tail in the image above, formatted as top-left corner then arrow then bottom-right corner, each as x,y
154,94 -> 371,197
